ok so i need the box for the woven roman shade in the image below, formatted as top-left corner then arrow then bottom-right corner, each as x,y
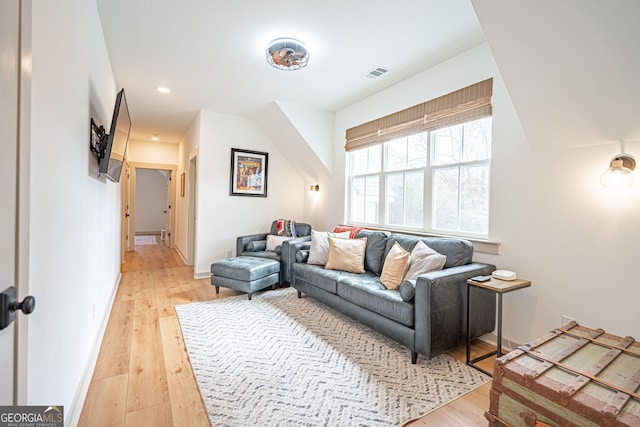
345,78 -> 492,152
344,119 -> 379,152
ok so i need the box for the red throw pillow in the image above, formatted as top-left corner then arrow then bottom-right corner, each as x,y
332,225 -> 365,239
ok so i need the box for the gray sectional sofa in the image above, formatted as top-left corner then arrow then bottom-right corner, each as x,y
291,229 -> 497,363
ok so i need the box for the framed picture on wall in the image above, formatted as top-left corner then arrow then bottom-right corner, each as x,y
229,148 -> 268,197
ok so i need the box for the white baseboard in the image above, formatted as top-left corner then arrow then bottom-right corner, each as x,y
175,246 -> 188,265
66,273 -> 121,427
478,332 -> 521,354
174,247 -> 206,280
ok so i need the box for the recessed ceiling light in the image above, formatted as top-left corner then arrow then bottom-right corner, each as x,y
156,87 -> 171,94
151,134 -> 159,141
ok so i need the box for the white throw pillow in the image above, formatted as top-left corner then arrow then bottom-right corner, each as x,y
403,241 -> 447,281
266,235 -> 293,252
307,230 -> 350,265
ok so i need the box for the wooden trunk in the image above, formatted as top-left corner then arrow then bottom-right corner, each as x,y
485,322 -> 640,427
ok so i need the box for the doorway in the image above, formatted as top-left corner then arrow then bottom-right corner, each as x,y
126,162 -> 177,251
136,168 -> 170,245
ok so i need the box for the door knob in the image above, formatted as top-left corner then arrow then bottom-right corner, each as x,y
0,286 -> 36,330
11,296 -> 35,315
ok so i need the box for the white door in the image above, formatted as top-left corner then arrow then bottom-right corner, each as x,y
164,171 -> 171,247
0,0 -> 20,405
121,162 -> 132,257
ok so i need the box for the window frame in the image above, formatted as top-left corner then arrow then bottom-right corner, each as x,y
347,118 -> 492,239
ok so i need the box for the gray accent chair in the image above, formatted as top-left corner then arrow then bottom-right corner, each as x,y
236,220 -> 312,284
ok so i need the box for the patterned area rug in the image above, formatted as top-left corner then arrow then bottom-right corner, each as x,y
176,287 -> 489,426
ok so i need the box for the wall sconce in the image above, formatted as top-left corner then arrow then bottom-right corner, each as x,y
600,154 -> 636,188
309,184 -> 319,192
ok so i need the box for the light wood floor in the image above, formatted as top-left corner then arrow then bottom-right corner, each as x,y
79,236 -> 496,426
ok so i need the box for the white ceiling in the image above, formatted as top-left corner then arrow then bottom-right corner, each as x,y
97,0 -> 485,143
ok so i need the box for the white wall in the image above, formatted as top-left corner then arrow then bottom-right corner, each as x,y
28,0 -> 120,417
190,111 -> 305,276
330,43 -> 640,344
479,140 -> 640,343
329,44 -> 498,230
175,114 -> 201,263
127,139 -> 178,165
135,169 -> 169,233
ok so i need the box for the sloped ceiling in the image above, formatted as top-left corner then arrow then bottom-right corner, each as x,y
471,0 -> 640,151
253,102 -> 333,183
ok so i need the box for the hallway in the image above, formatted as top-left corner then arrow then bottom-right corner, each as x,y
78,237 -> 234,426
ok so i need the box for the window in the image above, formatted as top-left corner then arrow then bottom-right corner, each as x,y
384,134 -> 427,228
431,118 -> 491,235
347,117 -> 492,237
345,79 -> 493,238
350,147 -> 380,223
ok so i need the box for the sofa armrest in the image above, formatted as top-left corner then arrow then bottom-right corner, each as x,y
280,236 -> 312,283
413,263 -> 496,359
236,232 -> 269,256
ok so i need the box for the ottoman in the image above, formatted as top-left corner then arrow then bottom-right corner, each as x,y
210,257 -> 280,300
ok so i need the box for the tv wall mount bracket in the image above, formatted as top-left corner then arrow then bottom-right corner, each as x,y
90,117 -> 108,160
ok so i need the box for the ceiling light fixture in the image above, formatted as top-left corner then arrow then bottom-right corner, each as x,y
600,154 -> 635,188
156,87 -> 171,94
151,134 -> 159,141
266,38 -> 309,71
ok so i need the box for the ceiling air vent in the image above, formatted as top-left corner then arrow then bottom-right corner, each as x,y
365,66 -> 390,79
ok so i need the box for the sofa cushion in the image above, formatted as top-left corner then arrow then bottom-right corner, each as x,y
404,240 -> 446,281
307,230 -> 350,265
380,241 -> 410,289
293,263 -> 344,294
337,276 -> 414,328
266,235 -> 293,251
325,237 -> 367,274
355,229 -> 391,275
388,234 -> 473,268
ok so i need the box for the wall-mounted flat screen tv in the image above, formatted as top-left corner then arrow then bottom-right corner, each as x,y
99,89 -> 131,182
